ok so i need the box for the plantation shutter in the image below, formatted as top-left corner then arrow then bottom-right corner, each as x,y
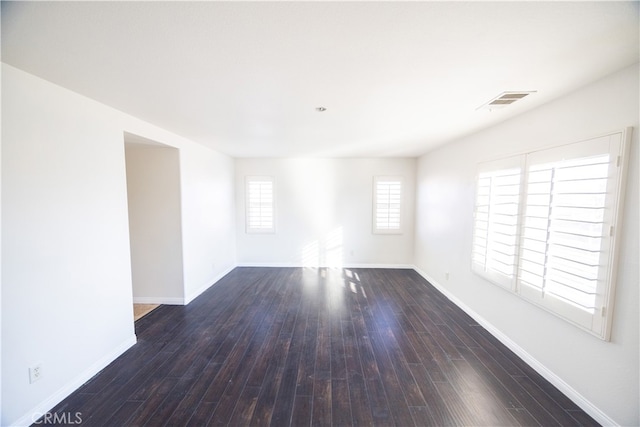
470,129 -> 630,339
246,176 -> 275,233
517,134 -> 626,335
471,157 -> 523,289
374,177 -> 402,234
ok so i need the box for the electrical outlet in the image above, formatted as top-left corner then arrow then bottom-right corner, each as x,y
29,363 -> 43,384
445,272 -> 450,281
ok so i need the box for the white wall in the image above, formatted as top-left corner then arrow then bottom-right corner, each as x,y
125,143 -> 185,304
1,64 -> 236,426
2,64 -> 136,426
414,64 -> 639,426
235,158 -> 415,267
180,144 -> 236,304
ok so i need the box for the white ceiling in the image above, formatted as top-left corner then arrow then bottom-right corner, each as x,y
2,1 -> 638,158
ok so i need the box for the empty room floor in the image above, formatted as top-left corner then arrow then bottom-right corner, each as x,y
45,268 -> 598,426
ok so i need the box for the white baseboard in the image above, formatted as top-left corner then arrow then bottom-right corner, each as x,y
133,265 -> 237,306
184,265 -> 236,305
343,263 -> 414,269
10,335 -> 137,427
235,262 -> 414,269
132,296 -> 184,305
236,262 -> 299,268
411,266 -> 617,427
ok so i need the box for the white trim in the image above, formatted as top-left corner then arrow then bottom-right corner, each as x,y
236,262 -> 301,268
342,263 -> 413,269
134,264 -> 238,306
236,262 -> 414,269
412,266 -> 617,427
600,126 -> 633,340
132,296 -> 184,305
184,265 -> 236,305
9,335 -> 137,427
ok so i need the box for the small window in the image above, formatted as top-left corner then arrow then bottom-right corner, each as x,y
373,176 -> 403,234
246,176 -> 275,233
471,129 -> 631,340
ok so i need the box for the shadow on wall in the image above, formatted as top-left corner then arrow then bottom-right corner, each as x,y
301,226 -> 344,268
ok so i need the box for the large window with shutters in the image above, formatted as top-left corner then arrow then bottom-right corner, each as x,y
471,129 -> 631,340
373,176 -> 403,234
246,176 -> 275,233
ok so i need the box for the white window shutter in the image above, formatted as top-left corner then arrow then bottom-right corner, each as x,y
517,132 -> 629,338
246,176 -> 275,233
373,176 -> 403,234
471,157 -> 524,290
471,128 -> 631,340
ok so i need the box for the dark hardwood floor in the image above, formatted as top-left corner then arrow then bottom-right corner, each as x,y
44,267 -> 599,426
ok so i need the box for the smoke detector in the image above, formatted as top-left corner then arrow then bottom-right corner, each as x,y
477,91 -> 536,110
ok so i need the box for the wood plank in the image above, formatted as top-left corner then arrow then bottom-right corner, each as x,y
365,377 -> 394,427
311,378 -> 331,427
141,376 -> 194,427
434,381 -> 480,426
514,375 -> 583,426
295,313 -> 318,396
454,346 -> 524,410
347,372 -> 375,427
331,378 -> 352,426
291,395 -> 312,427
227,386 -> 261,426
123,377 -> 180,426
186,401 -> 217,427
368,330 -> 415,425
407,363 -> 456,426
270,366 -> 299,426
163,361 -> 221,425
330,316 -> 348,380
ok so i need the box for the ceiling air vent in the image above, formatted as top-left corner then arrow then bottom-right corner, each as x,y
477,91 -> 536,110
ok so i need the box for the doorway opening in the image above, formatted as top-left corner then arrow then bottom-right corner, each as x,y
123,132 -> 185,323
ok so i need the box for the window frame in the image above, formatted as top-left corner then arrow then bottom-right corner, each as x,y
245,175 -> 276,234
471,128 -> 632,340
373,175 -> 404,235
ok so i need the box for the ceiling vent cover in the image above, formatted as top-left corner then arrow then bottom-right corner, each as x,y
478,91 -> 536,110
